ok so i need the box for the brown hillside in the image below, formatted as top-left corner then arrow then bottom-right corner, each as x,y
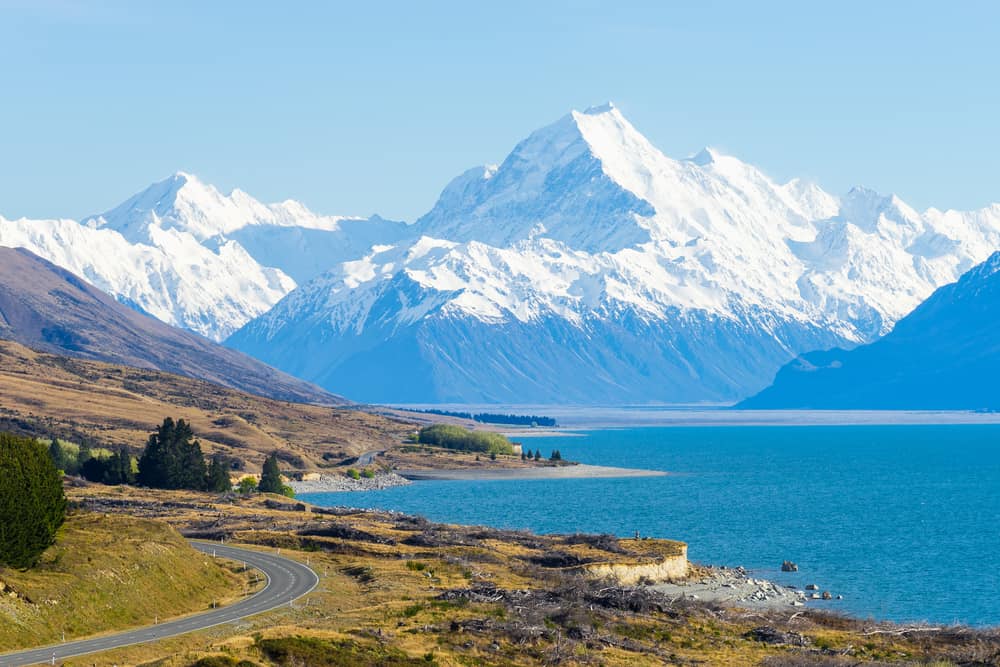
0,340 -> 414,470
0,246 -> 339,405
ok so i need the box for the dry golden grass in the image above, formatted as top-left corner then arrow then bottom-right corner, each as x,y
0,340 -> 415,470
0,512 -> 253,651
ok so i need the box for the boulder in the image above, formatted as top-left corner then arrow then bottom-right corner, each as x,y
781,560 -> 798,572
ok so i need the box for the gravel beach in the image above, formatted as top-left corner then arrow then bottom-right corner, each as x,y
290,472 -> 411,494
649,566 -> 817,610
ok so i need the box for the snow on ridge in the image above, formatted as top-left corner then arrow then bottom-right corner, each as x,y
6,102 -> 1000,360
262,102 -> 1000,350
0,171 -> 405,341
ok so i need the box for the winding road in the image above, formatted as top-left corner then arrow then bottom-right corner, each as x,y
0,541 -> 319,667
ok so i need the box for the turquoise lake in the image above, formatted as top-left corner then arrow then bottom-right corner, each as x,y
300,424 -> 1000,626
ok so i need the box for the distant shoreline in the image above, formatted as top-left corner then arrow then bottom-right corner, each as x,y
388,407 -> 1000,431
395,463 -> 666,481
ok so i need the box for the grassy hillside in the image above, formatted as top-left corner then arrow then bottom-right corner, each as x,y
0,512 -> 251,650
0,340 -> 414,471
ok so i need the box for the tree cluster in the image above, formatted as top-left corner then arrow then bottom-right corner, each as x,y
413,409 -> 557,427
0,432 -> 67,568
417,424 -> 514,455
136,418 -> 231,492
79,447 -> 134,485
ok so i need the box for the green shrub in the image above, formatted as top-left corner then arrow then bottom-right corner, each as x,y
346,468 -> 361,480
188,656 -> 259,667
256,636 -> 433,666
0,432 -> 67,568
416,425 -> 513,455
236,476 -> 258,494
361,468 -> 375,479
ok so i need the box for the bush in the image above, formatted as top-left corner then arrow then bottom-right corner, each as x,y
416,425 -> 514,455
256,636 -> 432,666
346,468 -> 361,480
361,468 -> 375,479
0,432 -> 67,568
236,476 -> 258,494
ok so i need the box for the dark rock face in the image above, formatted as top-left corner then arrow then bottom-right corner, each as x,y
0,247 -> 340,405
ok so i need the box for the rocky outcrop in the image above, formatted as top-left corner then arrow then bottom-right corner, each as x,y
585,544 -> 688,584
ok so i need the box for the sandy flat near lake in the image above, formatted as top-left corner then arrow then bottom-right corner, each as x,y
395,464 -> 666,481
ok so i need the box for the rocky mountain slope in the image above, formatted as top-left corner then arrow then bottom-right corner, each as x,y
740,252 -> 1000,409
227,104 -> 1000,403
0,246 -> 339,404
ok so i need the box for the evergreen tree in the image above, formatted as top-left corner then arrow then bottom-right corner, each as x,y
0,432 -> 67,568
48,440 -> 64,471
137,418 -> 208,490
103,448 -> 134,485
206,456 -> 232,492
258,453 -> 283,494
80,456 -> 106,483
533,449 -> 541,461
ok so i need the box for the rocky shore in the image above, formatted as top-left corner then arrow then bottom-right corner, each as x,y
650,566 -> 815,610
289,471 -> 411,494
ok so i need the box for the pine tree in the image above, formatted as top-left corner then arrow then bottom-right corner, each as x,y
48,440 -> 64,471
101,448 -> 135,485
137,418 -> 208,490
0,432 -> 67,568
534,449 -> 541,461
206,456 -> 232,492
258,453 -> 283,494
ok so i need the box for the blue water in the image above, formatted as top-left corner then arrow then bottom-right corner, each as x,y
301,425 -> 1000,626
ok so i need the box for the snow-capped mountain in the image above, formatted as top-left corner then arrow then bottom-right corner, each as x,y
740,252 -> 1000,409
227,103 -> 1000,403
0,173 -> 406,340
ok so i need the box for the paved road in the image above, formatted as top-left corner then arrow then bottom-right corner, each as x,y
0,541 -> 318,667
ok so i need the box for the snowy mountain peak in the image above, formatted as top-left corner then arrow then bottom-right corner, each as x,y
85,171 -> 246,242
582,101 -> 616,115
686,147 -> 720,166
415,104 -> 658,252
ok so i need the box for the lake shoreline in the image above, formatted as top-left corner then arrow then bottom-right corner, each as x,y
290,463 -> 666,493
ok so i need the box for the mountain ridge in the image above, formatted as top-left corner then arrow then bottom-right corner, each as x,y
0,246 -> 342,405
739,251 -> 1000,409
5,104 -> 1000,403
226,104 -> 1000,403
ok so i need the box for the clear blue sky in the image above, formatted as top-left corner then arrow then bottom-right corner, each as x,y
2,0 -> 998,222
